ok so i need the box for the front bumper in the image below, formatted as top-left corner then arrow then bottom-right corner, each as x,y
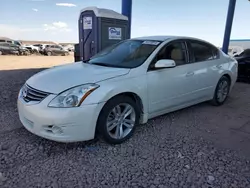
17,94 -> 104,143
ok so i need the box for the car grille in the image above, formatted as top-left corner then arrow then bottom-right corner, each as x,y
22,84 -> 50,103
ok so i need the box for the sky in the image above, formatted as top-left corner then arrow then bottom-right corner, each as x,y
0,0 -> 249,46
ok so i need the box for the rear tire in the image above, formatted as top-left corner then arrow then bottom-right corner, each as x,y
96,96 -> 140,144
47,51 -> 52,56
211,76 -> 230,106
0,51 -> 2,55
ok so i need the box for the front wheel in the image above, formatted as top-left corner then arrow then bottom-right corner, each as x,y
211,76 -> 230,106
96,96 -> 140,144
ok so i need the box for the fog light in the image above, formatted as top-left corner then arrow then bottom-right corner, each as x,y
52,126 -> 63,134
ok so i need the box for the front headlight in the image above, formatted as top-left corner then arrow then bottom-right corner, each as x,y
48,84 -> 99,108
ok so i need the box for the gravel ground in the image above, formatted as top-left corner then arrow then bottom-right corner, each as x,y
0,57 -> 250,188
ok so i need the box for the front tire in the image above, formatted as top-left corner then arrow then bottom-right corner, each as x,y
96,96 -> 140,144
211,76 -> 230,106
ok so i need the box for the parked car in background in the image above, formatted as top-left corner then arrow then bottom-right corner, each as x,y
0,42 -> 19,55
0,42 -> 29,55
68,46 -> 74,52
32,44 -> 51,54
23,44 -> 40,53
234,49 -> 250,82
62,44 -> 74,52
33,44 -> 42,49
18,36 -> 237,144
0,39 -> 22,46
43,45 -> 69,56
228,46 -> 244,57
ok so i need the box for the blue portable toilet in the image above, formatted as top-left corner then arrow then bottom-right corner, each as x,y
79,7 -> 129,61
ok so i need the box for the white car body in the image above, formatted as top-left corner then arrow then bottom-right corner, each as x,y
40,44 -> 50,50
17,36 -> 238,143
24,45 -> 40,51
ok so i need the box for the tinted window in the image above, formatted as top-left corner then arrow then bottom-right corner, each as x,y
0,40 -> 6,43
14,41 -> 21,46
88,40 -> 161,68
189,41 -> 218,62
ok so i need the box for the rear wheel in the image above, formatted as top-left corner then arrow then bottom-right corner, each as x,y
211,76 -> 230,106
0,50 -> 3,55
96,96 -> 140,144
47,51 -> 52,56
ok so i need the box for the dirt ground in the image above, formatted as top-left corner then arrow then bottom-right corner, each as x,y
0,55 -> 250,187
0,54 -> 74,70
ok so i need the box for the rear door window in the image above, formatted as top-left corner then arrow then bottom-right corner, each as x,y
187,40 -> 219,63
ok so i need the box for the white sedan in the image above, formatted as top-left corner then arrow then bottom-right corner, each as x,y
17,36 -> 238,144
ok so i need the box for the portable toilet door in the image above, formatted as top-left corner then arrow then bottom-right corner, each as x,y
79,9 -> 97,61
79,7 -> 129,61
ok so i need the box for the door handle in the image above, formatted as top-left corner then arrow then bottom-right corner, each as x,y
186,72 -> 194,77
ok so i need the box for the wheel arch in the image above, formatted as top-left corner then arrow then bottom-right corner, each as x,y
107,92 -> 144,115
222,73 -> 231,85
94,91 -> 145,140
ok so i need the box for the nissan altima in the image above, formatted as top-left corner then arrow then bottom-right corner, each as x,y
17,36 -> 238,144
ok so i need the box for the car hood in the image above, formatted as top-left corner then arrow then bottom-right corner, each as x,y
26,62 -> 130,93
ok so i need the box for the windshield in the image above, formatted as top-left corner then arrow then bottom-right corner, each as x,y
88,40 -> 161,68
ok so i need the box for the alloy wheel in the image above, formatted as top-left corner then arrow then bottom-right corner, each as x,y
106,103 -> 136,140
216,80 -> 229,103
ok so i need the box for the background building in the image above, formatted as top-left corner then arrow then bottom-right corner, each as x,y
229,39 -> 250,49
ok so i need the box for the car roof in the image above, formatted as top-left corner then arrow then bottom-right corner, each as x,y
132,35 -> 218,48
132,35 -> 207,42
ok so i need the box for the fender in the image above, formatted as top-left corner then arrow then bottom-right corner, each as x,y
81,74 -> 149,119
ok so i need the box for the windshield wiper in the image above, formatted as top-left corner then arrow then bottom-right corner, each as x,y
82,59 -> 90,63
93,63 -> 127,68
92,63 -> 114,67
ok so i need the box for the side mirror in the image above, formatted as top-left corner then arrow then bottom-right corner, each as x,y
155,59 -> 176,68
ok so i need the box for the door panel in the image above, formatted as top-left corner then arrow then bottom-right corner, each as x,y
147,64 -> 197,114
187,40 -> 222,99
55,46 -> 61,55
147,40 -> 199,114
